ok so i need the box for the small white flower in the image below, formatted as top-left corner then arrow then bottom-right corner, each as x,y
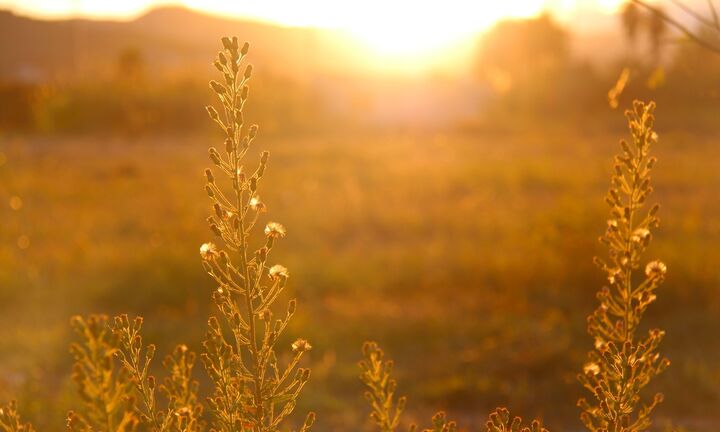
200,242 -> 219,260
264,222 -> 286,238
250,196 -> 266,212
269,264 -> 289,280
292,338 -> 312,353
645,260 -> 667,279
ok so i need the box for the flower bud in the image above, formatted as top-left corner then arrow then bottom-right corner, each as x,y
206,106 -> 219,121
209,80 -> 226,95
209,148 -> 221,165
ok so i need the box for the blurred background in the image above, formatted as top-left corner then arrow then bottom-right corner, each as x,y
0,0 -> 719,430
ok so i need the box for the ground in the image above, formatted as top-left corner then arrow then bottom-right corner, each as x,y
0,124 -> 718,431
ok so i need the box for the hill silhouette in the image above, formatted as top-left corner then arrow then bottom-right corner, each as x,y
0,6 -> 355,82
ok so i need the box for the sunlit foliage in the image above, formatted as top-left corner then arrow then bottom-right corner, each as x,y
578,101 -> 670,432
200,37 -> 314,432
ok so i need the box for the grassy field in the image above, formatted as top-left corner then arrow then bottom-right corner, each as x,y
1,123 -> 719,431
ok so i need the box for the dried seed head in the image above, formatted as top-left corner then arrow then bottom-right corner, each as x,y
269,264 -> 289,280
264,222 -> 286,238
292,338 -> 312,353
200,242 -> 219,260
249,196 -> 266,212
645,260 -> 667,279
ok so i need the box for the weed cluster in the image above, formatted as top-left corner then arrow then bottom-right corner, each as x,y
0,40 -> 671,432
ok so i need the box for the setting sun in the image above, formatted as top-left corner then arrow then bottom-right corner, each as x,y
1,0 -> 626,65
338,1 -> 548,59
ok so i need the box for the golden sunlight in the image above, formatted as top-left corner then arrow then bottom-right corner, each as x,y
2,0 -> 627,63
190,0 -> 550,62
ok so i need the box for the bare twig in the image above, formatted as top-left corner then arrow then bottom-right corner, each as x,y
669,0 -> 718,29
707,0 -> 720,29
632,0 -> 720,54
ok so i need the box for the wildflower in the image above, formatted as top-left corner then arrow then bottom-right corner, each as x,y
264,222 -> 286,238
645,260 -> 667,279
292,338 -> 312,353
200,242 -> 219,260
606,219 -> 618,230
269,264 -> 289,280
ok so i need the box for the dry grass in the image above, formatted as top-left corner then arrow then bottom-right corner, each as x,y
1,119 -> 719,430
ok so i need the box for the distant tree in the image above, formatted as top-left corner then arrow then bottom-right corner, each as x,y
668,26 -> 720,96
477,14 -> 569,92
622,2 -> 642,50
630,0 -> 720,54
116,47 -> 145,82
648,7 -> 668,62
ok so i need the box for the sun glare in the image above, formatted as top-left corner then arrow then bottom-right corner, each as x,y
2,0 -> 626,67
342,1 -> 547,58
186,0 -> 550,62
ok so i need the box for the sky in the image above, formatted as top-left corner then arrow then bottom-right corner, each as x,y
0,1 -> 626,26
0,0 -> 628,64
